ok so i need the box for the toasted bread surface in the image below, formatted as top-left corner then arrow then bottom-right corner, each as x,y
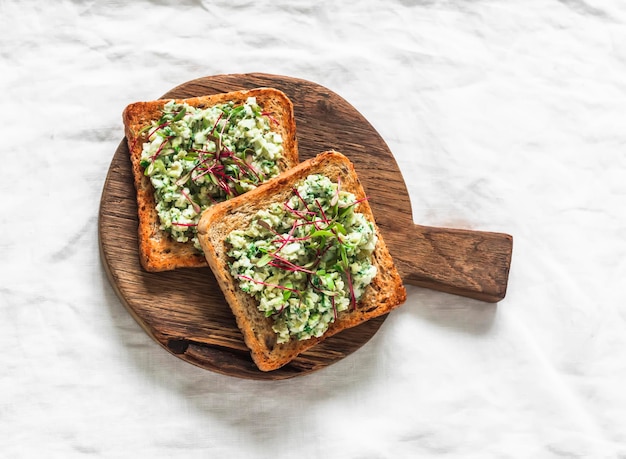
197,151 -> 406,371
123,88 -> 299,272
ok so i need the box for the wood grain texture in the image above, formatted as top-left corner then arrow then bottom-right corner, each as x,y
99,73 -> 513,380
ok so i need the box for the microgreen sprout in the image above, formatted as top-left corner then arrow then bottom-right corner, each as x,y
261,111 -> 279,126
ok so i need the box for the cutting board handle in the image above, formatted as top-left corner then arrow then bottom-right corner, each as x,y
391,224 -> 513,303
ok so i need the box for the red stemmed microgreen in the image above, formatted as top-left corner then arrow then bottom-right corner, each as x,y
180,189 -> 201,213
146,120 -> 171,141
315,199 -> 330,226
345,269 -> 357,310
261,111 -> 279,126
283,203 -> 317,223
292,188 -> 315,215
209,112 -> 223,136
149,135 -> 175,161
267,253 -> 315,275
144,107 -> 185,141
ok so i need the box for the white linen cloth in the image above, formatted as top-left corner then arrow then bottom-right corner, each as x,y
1,0 -> 625,457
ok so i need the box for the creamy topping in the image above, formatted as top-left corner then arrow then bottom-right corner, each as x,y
139,97 -> 283,250
226,174 -> 378,343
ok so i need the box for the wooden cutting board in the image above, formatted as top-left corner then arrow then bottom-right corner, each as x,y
99,73 -> 513,380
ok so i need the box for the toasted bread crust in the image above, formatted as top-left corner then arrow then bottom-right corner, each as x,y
197,151 -> 407,371
123,88 -> 299,272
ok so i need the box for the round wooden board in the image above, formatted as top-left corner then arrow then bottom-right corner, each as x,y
99,73 -> 415,380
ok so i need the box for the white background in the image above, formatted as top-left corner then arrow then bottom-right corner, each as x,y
1,1 -> 625,457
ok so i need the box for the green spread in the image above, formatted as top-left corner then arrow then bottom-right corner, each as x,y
139,97 -> 284,251
226,174 -> 378,343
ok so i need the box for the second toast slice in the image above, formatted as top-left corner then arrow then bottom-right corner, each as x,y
197,151 -> 406,371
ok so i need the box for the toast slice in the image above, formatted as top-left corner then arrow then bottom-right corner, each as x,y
123,87 -> 299,272
197,151 -> 407,371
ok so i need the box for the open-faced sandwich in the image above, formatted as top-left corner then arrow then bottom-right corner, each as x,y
123,88 -> 299,272
197,151 -> 407,371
